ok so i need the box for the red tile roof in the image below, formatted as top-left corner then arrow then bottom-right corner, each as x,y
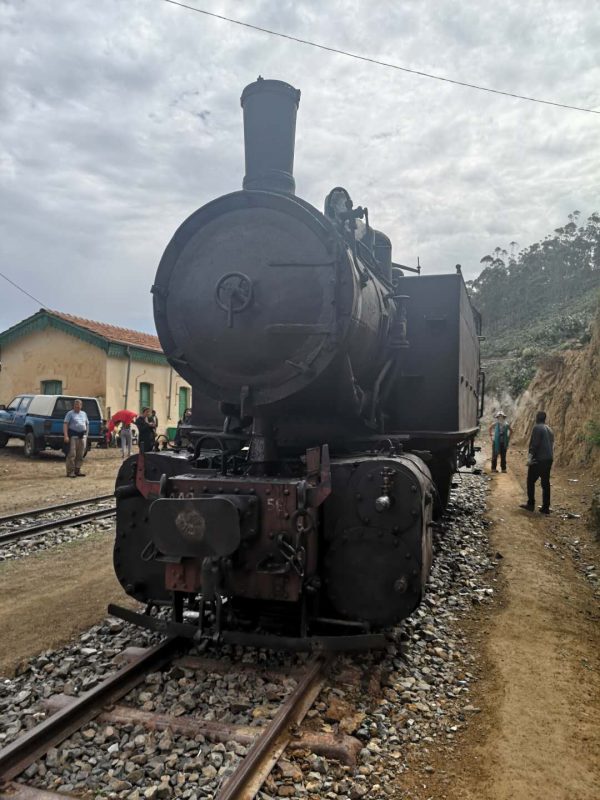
50,310 -> 162,353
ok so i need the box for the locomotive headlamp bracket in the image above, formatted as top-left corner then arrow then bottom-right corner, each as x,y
214,271 -> 254,328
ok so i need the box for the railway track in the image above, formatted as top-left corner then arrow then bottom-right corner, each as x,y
0,495 -> 116,546
0,640 -> 355,799
0,495 -> 114,526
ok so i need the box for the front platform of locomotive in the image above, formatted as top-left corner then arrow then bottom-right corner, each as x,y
110,78 -> 434,650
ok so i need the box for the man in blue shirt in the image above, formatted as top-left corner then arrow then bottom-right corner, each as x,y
63,399 -> 89,478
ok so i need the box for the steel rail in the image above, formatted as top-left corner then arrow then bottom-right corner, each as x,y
0,495 -> 114,525
0,638 -> 184,783
0,508 -> 116,545
217,655 -> 331,800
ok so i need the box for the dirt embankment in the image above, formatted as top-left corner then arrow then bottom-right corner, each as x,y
512,310 -> 600,470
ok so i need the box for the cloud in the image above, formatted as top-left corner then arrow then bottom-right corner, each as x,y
1,0 -> 599,336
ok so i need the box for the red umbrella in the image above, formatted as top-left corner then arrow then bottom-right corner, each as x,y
108,409 -> 137,433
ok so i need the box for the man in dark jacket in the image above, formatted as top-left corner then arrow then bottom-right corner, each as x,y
520,411 -> 554,514
135,407 -> 155,453
174,408 -> 193,448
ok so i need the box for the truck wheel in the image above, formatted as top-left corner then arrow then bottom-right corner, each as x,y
0,432 -> 8,448
24,432 -> 39,458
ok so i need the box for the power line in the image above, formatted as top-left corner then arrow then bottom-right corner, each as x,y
160,0 -> 599,116
0,270 -> 47,309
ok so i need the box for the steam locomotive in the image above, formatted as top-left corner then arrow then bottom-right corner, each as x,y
109,78 -> 482,650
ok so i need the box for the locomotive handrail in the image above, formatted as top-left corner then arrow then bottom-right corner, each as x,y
478,370 -> 486,420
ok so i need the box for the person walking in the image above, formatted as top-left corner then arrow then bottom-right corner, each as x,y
489,412 -> 513,472
120,421 -> 132,459
135,407 -> 155,453
520,411 -> 554,514
63,398 -> 89,478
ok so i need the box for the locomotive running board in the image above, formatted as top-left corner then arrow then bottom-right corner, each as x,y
108,603 -> 386,652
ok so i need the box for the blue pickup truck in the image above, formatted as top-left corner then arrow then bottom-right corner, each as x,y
0,394 -> 103,457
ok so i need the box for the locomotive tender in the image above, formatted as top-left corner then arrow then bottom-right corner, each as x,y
110,78 -> 482,649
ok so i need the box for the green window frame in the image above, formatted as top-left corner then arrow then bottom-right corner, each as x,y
178,386 -> 190,421
139,382 -> 153,413
41,380 -> 63,395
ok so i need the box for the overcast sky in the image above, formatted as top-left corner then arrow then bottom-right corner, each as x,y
1,0 -> 599,334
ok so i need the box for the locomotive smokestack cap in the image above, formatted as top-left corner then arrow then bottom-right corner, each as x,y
241,77 -> 301,195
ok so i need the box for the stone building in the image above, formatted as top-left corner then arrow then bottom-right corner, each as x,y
0,309 -> 192,434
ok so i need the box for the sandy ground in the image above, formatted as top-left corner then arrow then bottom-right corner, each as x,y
0,533 -> 135,676
0,444 -> 132,675
0,442 -> 123,515
402,447 -> 600,799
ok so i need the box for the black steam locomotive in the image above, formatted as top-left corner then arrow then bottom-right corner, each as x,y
110,78 -> 482,650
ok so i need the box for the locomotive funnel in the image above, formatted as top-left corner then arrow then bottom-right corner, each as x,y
241,77 -> 300,194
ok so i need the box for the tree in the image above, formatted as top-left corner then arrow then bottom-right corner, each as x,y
471,211 -> 600,335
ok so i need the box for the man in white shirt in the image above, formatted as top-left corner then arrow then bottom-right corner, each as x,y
63,399 -> 89,478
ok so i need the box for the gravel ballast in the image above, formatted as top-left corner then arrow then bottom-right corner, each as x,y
0,501 -> 115,562
2,471 -> 495,799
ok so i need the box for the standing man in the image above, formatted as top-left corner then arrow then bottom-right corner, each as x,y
520,411 -> 554,514
148,409 -> 159,436
174,407 -> 193,447
135,407 -> 155,453
489,412 -> 513,473
63,399 -> 89,478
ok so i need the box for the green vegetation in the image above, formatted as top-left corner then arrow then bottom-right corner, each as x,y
466,211 -> 600,396
586,419 -> 600,448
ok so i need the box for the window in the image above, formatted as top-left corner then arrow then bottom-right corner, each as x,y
139,382 -> 153,413
7,397 -> 22,412
19,397 -> 33,413
51,398 -> 101,420
41,380 -> 63,395
178,387 -> 190,421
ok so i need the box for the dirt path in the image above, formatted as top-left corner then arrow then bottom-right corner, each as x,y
0,444 -> 123,515
0,532 -> 135,676
444,456 -> 600,800
0,445 -> 133,675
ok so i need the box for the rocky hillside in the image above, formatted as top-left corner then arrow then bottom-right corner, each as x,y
512,304 -> 600,469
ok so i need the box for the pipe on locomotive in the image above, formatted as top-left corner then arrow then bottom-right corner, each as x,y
241,77 -> 301,195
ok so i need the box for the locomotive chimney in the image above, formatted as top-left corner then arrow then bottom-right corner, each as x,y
241,77 -> 301,195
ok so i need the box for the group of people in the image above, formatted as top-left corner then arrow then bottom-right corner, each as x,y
64,403 -> 195,476
118,407 -> 158,459
62,403 -> 160,476
489,410 -> 555,514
